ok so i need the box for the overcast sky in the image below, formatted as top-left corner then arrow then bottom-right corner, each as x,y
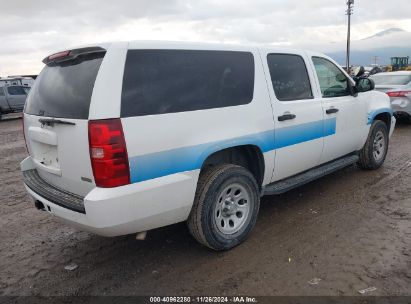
1,0 -> 410,75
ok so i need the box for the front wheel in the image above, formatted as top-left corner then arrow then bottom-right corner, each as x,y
187,164 -> 260,251
358,120 -> 389,170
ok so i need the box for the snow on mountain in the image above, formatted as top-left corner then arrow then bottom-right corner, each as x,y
361,28 -> 405,40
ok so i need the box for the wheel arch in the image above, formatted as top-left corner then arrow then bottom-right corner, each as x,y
200,144 -> 265,189
368,109 -> 392,131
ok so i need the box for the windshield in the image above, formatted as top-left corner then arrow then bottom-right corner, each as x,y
25,53 -> 104,119
370,74 -> 411,86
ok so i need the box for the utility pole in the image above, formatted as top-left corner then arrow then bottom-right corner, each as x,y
346,0 -> 354,73
372,56 -> 379,66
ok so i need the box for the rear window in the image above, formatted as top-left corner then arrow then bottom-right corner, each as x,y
121,50 -> 255,117
25,53 -> 104,119
370,74 -> 411,86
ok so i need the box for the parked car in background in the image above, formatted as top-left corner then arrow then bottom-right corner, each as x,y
370,71 -> 411,122
21,42 -> 395,250
0,85 -> 29,119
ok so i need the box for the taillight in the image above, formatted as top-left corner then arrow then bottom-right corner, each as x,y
48,50 -> 71,61
386,90 -> 411,97
88,119 -> 130,188
42,47 -> 105,64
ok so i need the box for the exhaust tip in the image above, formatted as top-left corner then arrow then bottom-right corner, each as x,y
34,200 -> 46,211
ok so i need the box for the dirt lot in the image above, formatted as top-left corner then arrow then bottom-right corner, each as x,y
0,117 -> 410,296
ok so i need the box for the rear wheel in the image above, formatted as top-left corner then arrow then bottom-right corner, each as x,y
358,120 -> 389,170
188,164 -> 260,251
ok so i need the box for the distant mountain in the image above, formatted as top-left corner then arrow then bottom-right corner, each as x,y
327,28 -> 411,66
327,47 -> 410,67
299,28 -> 411,66
361,28 -> 405,40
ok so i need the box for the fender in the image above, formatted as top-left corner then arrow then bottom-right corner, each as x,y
365,91 -> 393,125
367,107 -> 393,125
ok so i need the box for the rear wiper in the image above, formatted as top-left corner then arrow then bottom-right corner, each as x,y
38,118 -> 76,127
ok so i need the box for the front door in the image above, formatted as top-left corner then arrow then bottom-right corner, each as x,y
262,51 -> 326,182
309,56 -> 368,164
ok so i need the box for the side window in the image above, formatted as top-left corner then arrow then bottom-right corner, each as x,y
0,87 -> 4,96
22,87 -> 31,94
7,86 -> 26,96
267,54 -> 313,101
121,50 -> 255,117
312,57 -> 351,98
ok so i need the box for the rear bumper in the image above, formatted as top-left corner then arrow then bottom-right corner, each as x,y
391,98 -> 411,116
21,157 -> 199,236
23,169 -> 86,213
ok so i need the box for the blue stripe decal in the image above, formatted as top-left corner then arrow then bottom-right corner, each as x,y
129,118 -> 336,183
367,108 -> 393,125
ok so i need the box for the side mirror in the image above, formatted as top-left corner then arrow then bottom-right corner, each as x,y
352,66 -> 365,78
356,78 -> 375,93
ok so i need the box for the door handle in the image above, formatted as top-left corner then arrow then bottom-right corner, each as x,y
326,108 -> 339,114
278,113 -> 296,121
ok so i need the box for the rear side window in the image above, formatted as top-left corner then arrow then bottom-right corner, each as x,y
121,50 -> 255,117
25,53 -> 104,119
7,86 -> 26,96
0,87 -> 4,96
267,54 -> 313,101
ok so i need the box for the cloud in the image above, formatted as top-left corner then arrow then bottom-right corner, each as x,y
0,0 -> 410,75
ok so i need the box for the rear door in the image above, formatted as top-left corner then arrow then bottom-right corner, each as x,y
23,47 -> 108,196
261,50 -> 325,182
5,86 -> 27,110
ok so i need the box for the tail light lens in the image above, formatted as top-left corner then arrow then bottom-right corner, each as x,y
88,119 -> 130,188
48,50 -> 71,61
387,90 -> 411,97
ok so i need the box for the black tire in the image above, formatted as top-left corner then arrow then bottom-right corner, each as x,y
358,120 -> 389,170
187,164 -> 260,251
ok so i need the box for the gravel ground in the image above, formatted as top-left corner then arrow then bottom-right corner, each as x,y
0,117 -> 410,296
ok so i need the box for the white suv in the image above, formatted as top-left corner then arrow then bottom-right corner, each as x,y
21,41 -> 395,250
